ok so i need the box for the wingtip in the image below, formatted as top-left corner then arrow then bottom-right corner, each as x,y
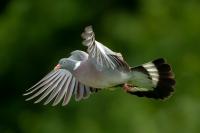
25,98 -> 30,101
61,103 -> 68,106
85,25 -> 93,32
25,97 -> 34,101
81,27 -> 95,47
23,93 -> 28,96
52,103 -> 59,107
43,102 -> 48,106
34,101 -> 39,104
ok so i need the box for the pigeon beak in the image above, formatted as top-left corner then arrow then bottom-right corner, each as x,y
54,64 -> 61,70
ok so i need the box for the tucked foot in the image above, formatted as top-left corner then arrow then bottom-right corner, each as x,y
123,83 -> 134,92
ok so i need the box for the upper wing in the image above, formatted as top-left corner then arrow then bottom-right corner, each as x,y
81,26 -> 130,71
24,69 -> 95,106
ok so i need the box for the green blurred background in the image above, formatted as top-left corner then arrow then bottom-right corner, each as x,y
0,0 -> 200,133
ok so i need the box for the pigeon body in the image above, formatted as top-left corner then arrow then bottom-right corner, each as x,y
73,58 -> 131,88
24,26 -> 175,106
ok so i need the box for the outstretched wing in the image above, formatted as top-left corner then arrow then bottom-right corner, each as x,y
81,26 -> 130,71
24,69 -> 95,106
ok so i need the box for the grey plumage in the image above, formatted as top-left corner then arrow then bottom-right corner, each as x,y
24,26 -> 175,106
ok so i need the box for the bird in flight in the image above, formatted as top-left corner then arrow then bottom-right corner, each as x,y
24,26 -> 175,106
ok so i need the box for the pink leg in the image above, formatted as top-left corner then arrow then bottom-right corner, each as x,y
123,83 -> 133,92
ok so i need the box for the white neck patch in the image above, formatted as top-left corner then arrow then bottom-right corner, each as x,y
73,61 -> 81,70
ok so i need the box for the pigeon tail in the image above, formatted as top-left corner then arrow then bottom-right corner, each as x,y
126,58 -> 175,100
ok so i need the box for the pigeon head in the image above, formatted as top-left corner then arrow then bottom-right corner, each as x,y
54,58 -> 81,72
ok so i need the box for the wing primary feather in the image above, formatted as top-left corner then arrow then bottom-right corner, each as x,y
94,45 -> 98,58
25,71 -> 59,93
62,77 -> 76,106
80,84 -> 85,99
83,86 -> 90,99
25,72 -> 62,101
34,73 -> 65,104
113,56 -> 123,66
111,55 -> 126,69
82,26 -> 130,70
88,43 -> 94,52
103,54 -> 110,68
100,54 -> 107,67
75,83 -> 82,101
99,53 -> 103,67
52,75 -> 72,106
24,71 -> 60,96
105,55 -> 115,68
96,48 -> 100,64
44,74 -> 68,105
98,50 -> 104,68
83,86 -> 87,98
75,83 -> 80,101
73,80 -> 78,95
52,77 -> 69,106
110,55 -> 121,67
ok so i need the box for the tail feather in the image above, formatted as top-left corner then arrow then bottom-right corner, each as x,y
128,58 -> 175,99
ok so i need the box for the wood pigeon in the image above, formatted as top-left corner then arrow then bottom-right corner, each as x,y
24,26 -> 175,106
